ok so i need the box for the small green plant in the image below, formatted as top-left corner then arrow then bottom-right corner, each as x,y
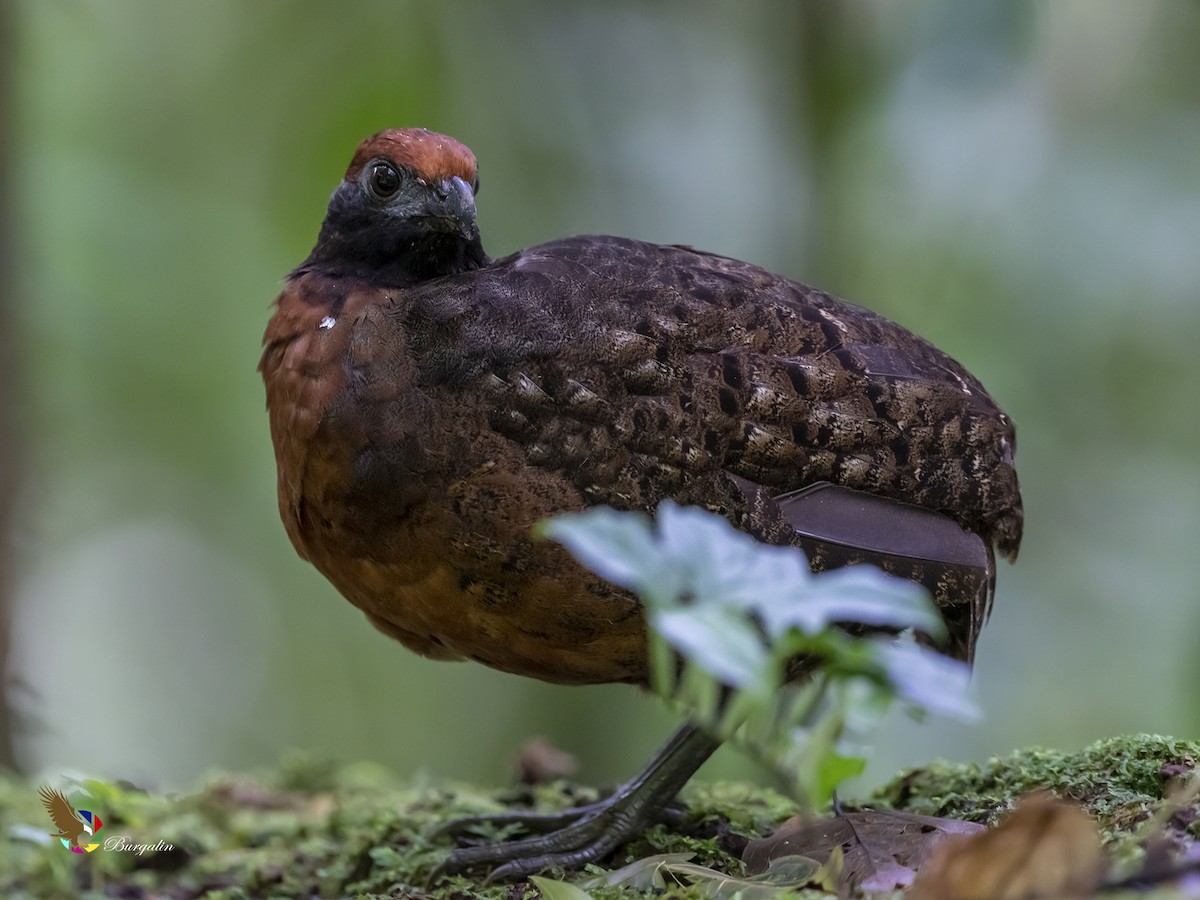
542,502 -> 978,810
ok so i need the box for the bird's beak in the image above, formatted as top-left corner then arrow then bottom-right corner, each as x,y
426,175 -> 478,239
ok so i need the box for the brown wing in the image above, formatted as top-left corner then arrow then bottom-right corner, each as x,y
394,235 -> 1022,659
399,236 -> 1019,541
39,786 -> 84,841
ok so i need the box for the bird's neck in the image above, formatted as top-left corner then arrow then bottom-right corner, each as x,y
301,222 -> 488,287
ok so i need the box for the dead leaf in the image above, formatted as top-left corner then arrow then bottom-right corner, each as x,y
909,792 -> 1105,900
743,807 -> 984,891
1124,833 -> 1180,887
516,737 -> 579,785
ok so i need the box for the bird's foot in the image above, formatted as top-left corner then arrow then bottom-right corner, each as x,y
429,724 -> 721,884
430,788 -> 666,883
434,795 -> 610,840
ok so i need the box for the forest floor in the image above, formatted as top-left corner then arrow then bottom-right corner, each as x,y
1,734 -> 1197,899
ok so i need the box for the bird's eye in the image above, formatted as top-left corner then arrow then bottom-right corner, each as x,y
368,162 -> 402,199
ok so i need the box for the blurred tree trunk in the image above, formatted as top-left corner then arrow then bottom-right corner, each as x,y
0,0 -> 19,770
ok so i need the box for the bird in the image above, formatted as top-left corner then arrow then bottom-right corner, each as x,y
39,786 -> 96,851
259,128 -> 1023,880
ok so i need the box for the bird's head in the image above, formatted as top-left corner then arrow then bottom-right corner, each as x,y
304,128 -> 486,284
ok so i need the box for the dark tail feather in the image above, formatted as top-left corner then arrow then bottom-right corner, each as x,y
730,476 -> 994,664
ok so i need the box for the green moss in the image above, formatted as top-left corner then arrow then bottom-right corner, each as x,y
870,733 -> 1198,819
869,733 -> 1200,876
1,735 -> 1196,898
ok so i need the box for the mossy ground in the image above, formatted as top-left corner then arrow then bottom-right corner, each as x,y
1,734 -> 1195,899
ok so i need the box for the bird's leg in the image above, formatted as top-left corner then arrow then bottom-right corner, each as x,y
431,722 -> 722,882
435,722 -> 706,839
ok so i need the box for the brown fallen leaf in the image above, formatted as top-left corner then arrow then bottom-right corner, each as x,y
744,807 -> 984,891
515,736 -> 579,785
909,792 -> 1105,900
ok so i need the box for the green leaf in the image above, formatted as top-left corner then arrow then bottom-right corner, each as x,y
583,851 -> 822,898
647,632 -> 678,699
790,629 -> 881,676
757,567 -> 942,639
673,659 -> 723,722
544,502 -> 982,810
837,675 -> 896,735
651,605 -> 768,688
720,542 -> 814,611
718,685 -> 776,740
581,852 -> 695,890
529,874 -> 596,900
815,750 -> 867,801
779,697 -> 847,807
872,639 -> 979,721
655,502 -> 763,605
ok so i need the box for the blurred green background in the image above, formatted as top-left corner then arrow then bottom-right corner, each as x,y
3,1 -> 1198,797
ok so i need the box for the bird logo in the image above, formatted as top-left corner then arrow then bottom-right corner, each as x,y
38,786 -> 103,853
